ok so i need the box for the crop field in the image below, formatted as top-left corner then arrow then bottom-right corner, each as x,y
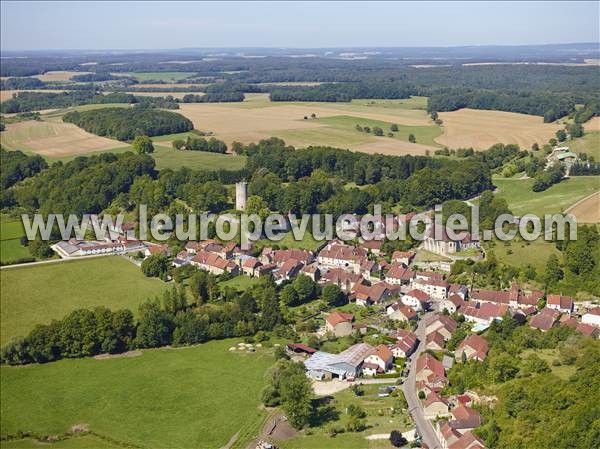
115,71 -> 197,82
177,96 -> 440,155
492,176 -> 600,217
436,108 -> 563,150
565,192 -> 600,223
1,120 -> 129,156
0,339 -> 273,449
0,256 -> 169,344
31,71 -> 93,82
129,83 -> 207,89
152,145 -> 247,171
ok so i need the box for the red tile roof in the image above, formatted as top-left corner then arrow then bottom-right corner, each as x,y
326,311 -> 354,327
458,335 -> 489,361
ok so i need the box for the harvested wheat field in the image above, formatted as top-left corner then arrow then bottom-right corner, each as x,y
584,116 -> 600,132
131,83 -> 207,89
32,71 -> 92,82
566,192 -> 600,223
436,108 -> 562,150
1,120 -> 128,156
178,98 -> 437,155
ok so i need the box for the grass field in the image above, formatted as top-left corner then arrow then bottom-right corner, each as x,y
152,145 -> 247,171
116,72 -> 197,82
314,115 -> 442,146
569,131 -> 600,161
1,436 -> 122,449
0,218 -> 32,264
436,108 -> 563,150
488,238 -> 560,271
493,176 -> 600,216
276,383 -> 411,449
0,256 -> 169,344
520,348 -> 576,380
219,275 -> 261,291
0,339 -> 273,449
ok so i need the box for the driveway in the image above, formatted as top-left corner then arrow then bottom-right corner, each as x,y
402,313 -> 443,449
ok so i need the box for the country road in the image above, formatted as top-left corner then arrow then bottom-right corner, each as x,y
402,313 -> 443,449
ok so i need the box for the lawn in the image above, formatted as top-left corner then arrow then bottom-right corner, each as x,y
0,339 -> 274,449
277,229 -> 325,252
0,217 -> 32,264
219,275 -> 260,291
151,145 -> 247,171
493,176 -> 600,216
276,383 -> 411,449
314,115 -> 442,147
118,72 -> 197,82
0,256 -> 169,344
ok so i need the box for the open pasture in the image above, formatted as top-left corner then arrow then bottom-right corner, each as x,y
492,176 -> 600,217
0,339 -> 272,449
1,120 -> 128,156
436,108 -> 563,150
0,256 -> 169,344
0,217 -> 32,265
570,131 -> 600,161
151,145 -> 247,170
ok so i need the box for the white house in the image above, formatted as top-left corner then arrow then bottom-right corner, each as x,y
363,344 -> 394,374
582,307 -> 600,327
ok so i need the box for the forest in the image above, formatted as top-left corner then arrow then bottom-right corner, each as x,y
0,90 -> 179,113
62,105 -> 193,141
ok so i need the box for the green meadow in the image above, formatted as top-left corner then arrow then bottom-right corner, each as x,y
314,115 -> 442,147
1,339 -> 273,449
0,217 -> 32,264
151,145 -> 247,171
0,256 -> 169,345
492,176 -> 600,216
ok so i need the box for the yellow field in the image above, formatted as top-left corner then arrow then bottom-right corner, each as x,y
177,96 -> 438,155
436,108 -> 562,149
1,120 -> 128,156
32,71 -> 92,82
565,192 -> 600,223
584,116 -> 600,132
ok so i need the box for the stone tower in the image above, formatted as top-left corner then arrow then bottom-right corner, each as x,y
235,181 -> 247,211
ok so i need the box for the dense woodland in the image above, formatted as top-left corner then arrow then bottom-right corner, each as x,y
63,105 -> 193,141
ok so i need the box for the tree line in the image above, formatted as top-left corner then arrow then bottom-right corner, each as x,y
0,90 -> 179,113
0,272 -> 324,366
63,105 -> 193,141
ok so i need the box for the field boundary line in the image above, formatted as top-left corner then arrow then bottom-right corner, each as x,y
564,190 -> 600,214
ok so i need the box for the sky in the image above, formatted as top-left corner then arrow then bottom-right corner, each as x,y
1,1 -> 599,51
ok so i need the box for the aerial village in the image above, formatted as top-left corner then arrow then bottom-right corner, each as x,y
46,184 -> 600,449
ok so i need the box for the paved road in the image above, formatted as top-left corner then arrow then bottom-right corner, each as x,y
402,313 -> 442,449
